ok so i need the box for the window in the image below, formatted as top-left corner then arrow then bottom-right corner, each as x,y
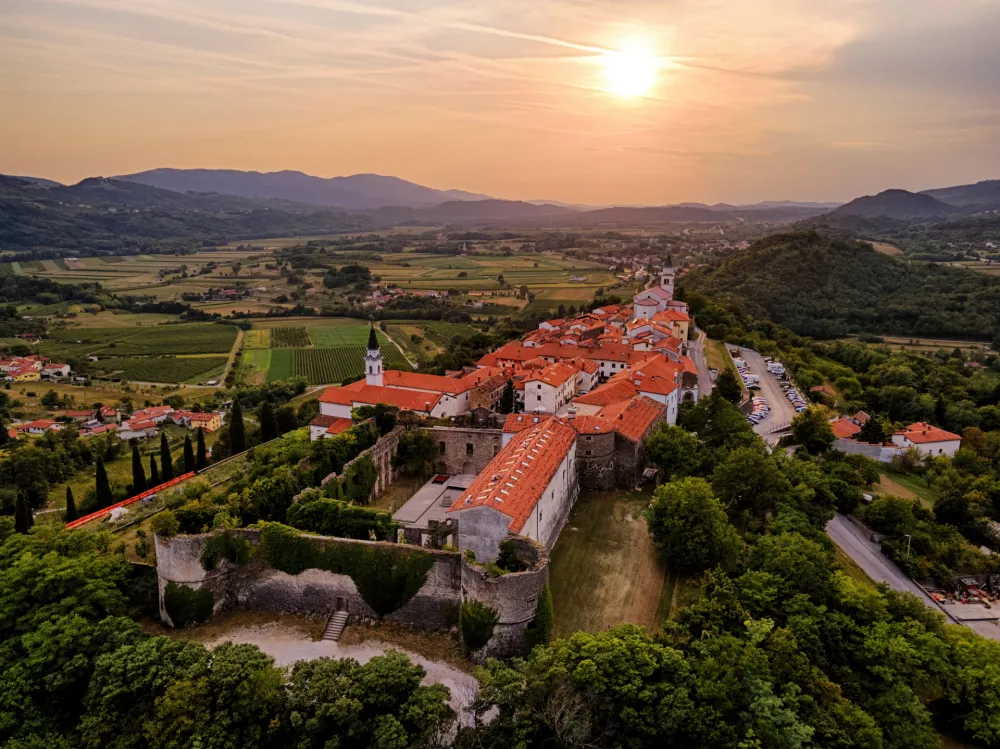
537,395 -> 542,402
585,435 -> 591,441
585,450 -> 592,456
438,441 -> 445,454
466,443 -> 474,456
492,445 -> 498,456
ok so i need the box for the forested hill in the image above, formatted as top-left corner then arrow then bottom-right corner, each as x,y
681,230 -> 1000,340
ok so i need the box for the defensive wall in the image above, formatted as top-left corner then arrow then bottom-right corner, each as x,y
154,525 -> 547,658
427,425 -> 503,475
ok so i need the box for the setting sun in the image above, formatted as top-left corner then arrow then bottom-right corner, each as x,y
602,40 -> 658,97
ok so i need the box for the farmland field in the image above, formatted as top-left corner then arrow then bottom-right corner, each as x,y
385,324 -> 435,363
244,329 -> 271,349
53,322 -> 238,356
267,343 -> 410,384
271,326 -> 311,348
89,355 -> 228,383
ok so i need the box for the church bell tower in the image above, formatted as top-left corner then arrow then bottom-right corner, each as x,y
365,323 -> 383,386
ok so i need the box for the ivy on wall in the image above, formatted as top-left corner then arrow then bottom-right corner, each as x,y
200,530 -> 254,571
459,600 -> 499,652
256,522 -> 434,616
164,582 -> 214,627
523,584 -> 553,649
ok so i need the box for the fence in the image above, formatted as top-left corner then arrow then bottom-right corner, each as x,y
65,472 -> 196,530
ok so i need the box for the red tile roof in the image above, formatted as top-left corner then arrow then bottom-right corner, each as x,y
597,395 -> 667,442
449,418 -> 577,533
319,381 -> 443,413
573,379 -> 640,406
326,418 -> 354,435
830,418 -> 862,439
186,412 -> 217,422
525,362 -> 578,388
502,413 -> 552,433
570,415 -> 614,434
896,422 -> 962,444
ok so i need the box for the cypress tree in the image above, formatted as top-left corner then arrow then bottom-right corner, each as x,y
15,494 -> 33,534
95,457 -> 113,508
64,486 -> 77,523
230,400 -> 246,454
260,401 -> 278,443
131,444 -> 146,495
160,431 -> 174,481
499,379 -> 515,414
149,454 -> 160,486
183,434 -> 196,472
196,427 -> 208,470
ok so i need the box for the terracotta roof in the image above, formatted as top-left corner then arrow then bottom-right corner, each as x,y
310,414 -> 341,427
503,413 -> 552,433
319,382 -> 443,412
186,412 -> 217,422
21,419 -> 58,430
124,419 -> 157,431
634,298 -> 660,307
525,362 -> 578,388
570,415 -> 614,434
896,422 -> 962,444
574,379 -> 640,406
854,411 -> 870,425
653,309 -> 690,322
830,418 -> 862,439
449,418 -> 577,533
597,395 -> 666,442
325,418 -> 354,435
382,370 -> 470,395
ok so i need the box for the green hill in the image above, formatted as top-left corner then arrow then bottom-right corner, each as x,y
681,230 -> 1000,339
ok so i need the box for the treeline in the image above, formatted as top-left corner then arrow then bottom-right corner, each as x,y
683,230 -> 1000,341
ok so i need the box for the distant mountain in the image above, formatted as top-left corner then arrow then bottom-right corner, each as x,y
682,230 -> 1000,339
372,199 -> 573,225
569,205 -> 732,224
10,176 -> 63,187
828,189 -> 957,220
0,175 -> 374,252
921,180 -> 1000,209
115,168 -> 492,210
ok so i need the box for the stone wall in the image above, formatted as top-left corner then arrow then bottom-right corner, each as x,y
576,430 -> 616,490
155,527 -> 462,630
427,426 -> 503,475
305,424 -> 406,503
461,536 -> 549,661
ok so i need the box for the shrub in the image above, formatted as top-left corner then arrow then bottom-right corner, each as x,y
200,530 -> 253,571
286,497 -> 397,541
150,510 -> 180,538
495,539 -> 529,573
163,581 -> 213,627
523,584 -> 553,649
459,600 -> 499,652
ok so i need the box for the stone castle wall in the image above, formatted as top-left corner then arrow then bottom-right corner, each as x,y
575,430 -> 616,490
427,426 -> 503,475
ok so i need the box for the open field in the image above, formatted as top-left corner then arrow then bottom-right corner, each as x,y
868,241 -> 903,256
877,467 -> 939,506
265,343 -> 409,384
43,322 -> 239,359
548,490 -> 667,636
89,355 -> 228,384
11,381 -> 218,421
840,334 -> 990,354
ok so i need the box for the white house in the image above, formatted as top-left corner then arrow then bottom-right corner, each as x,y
523,362 -> 578,414
891,422 -> 962,458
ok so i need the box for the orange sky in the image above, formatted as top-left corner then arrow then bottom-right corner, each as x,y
2,0 -> 999,204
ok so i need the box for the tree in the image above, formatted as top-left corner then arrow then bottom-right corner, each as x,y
393,431 -> 439,477
183,435 -> 195,473
196,427 -> 208,470
159,431 -> 174,481
712,446 -> 790,518
648,477 -> 741,572
498,379 -> 515,414
260,401 -> 279,443
65,486 -> 77,523
131,444 -> 146,495
15,493 -> 33,534
275,404 -> 298,435
41,390 -> 61,409
857,415 -> 890,444
149,454 -> 159,487
229,400 -> 246,454
715,368 -> 743,404
95,457 -> 113,509
557,303 -> 566,318
646,424 -> 702,480
792,408 -> 835,453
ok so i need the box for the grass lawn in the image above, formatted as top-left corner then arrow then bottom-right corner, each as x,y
548,490 -> 667,637
877,467 -> 939,506
704,338 -> 732,372
835,547 -> 878,591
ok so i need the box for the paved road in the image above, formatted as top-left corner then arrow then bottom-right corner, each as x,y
734,347 -> 797,440
688,329 -> 714,398
826,514 -> 942,611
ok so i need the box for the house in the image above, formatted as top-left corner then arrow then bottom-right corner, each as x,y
173,411 -> 224,432
18,419 -> 61,434
41,363 -> 71,378
501,413 -> 553,448
99,406 -> 120,424
522,362 -> 579,414
128,405 -> 175,424
449,417 -> 578,561
117,419 -> 159,440
10,366 -> 40,382
308,414 -> 355,441
81,423 -> 118,438
64,409 -> 96,422
892,422 -> 962,458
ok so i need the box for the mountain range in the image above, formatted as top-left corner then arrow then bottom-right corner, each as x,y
824,180 -> 1000,221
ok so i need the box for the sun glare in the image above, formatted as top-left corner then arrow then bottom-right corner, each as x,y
602,39 -> 658,98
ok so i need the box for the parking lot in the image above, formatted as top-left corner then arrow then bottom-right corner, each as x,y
731,347 -> 803,440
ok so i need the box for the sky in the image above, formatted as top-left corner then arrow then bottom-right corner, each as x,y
2,0 -> 999,205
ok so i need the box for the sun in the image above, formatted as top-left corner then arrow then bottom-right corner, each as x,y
602,39 -> 658,98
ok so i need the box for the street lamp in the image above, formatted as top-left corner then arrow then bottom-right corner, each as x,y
904,534 -> 912,560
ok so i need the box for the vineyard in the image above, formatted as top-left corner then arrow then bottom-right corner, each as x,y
89,356 -> 228,383
384,325 -> 433,364
243,329 -> 271,349
267,344 -> 410,384
308,324 -> 375,347
419,321 -> 480,346
271,326 -> 311,348
44,322 -> 238,356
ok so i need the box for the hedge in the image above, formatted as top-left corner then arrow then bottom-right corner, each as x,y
286,495 -> 397,541
257,522 -> 434,616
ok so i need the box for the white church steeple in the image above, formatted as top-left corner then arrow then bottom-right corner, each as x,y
365,322 -> 383,386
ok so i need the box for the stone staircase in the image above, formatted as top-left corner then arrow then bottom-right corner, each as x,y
322,610 -> 349,642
